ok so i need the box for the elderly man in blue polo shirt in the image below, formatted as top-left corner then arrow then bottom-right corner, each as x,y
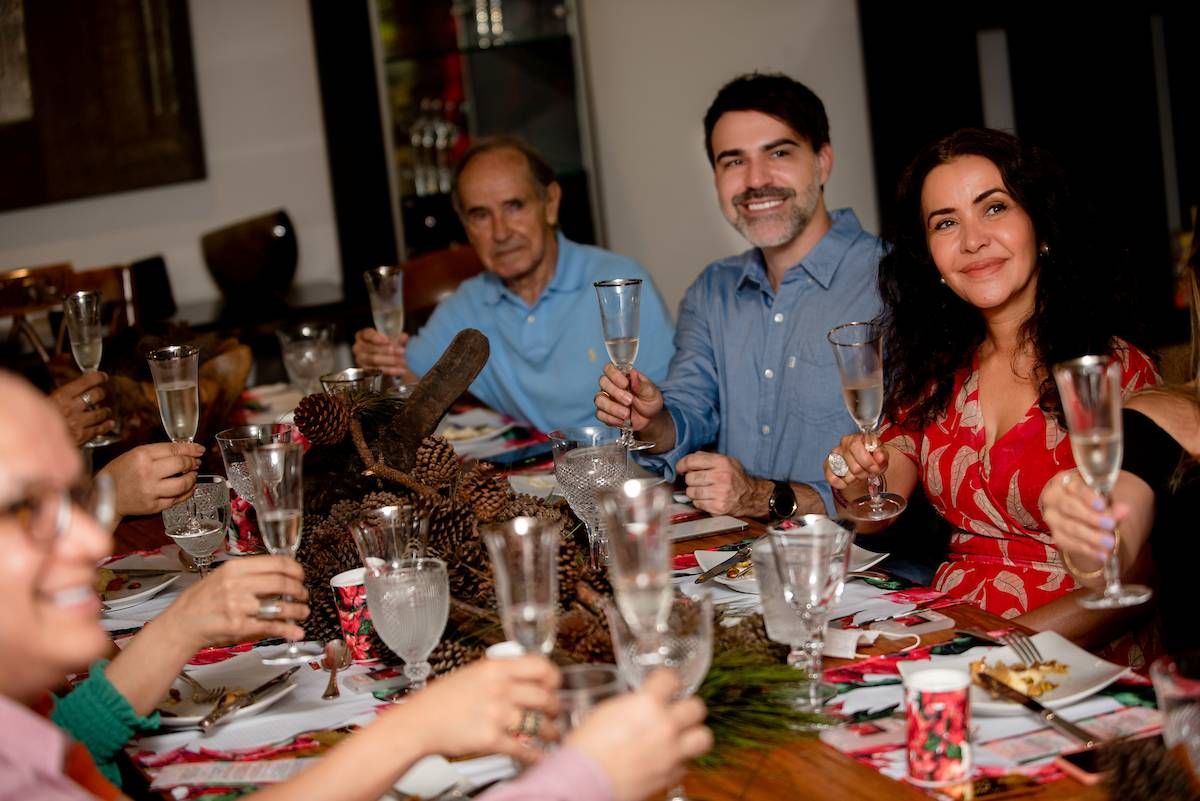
354,137 -> 674,432
595,73 -> 882,520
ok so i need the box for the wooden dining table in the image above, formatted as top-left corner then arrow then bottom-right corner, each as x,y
113,515 -> 1107,801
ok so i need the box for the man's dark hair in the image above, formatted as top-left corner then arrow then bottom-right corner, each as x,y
451,136 -> 557,211
703,73 -> 831,166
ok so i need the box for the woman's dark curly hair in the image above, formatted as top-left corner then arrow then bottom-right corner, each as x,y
879,127 -> 1145,430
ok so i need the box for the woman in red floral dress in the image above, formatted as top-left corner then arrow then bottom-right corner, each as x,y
825,129 -> 1158,641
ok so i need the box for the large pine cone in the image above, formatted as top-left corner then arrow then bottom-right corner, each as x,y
295,513 -> 362,642
294,393 -> 350,445
429,639 -> 484,676
556,605 -> 614,663
413,436 -> 460,488
457,463 -> 512,522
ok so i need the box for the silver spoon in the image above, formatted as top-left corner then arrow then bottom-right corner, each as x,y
321,639 -> 351,700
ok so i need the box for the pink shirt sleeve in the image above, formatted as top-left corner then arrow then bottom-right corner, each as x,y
475,747 -> 613,801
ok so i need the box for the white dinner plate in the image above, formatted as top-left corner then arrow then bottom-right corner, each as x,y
693,545 -> 890,594
156,682 -> 297,729
100,573 -> 179,612
896,631 -> 1129,715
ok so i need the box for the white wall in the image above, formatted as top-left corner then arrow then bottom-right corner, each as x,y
579,0 -> 878,315
0,0 -> 339,306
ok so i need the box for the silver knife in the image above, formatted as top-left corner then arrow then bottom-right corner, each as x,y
199,666 -> 300,732
694,543 -> 753,584
975,672 -> 1099,748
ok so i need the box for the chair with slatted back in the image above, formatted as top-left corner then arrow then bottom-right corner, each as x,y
400,245 -> 485,332
0,263 -> 73,362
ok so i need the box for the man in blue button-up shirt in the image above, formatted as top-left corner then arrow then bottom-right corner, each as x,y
355,138 -> 674,432
597,74 -> 882,518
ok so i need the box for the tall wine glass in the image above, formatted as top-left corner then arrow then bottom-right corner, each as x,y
246,442 -> 323,665
1053,355 -> 1152,608
769,515 -> 854,710
365,266 -> 405,341
827,322 -> 906,521
599,479 -> 673,641
482,516 -> 561,655
555,441 -> 628,569
606,592 -> 712,801
146,345 -> 200,444
63,290 -> 118,448
161,475 -> 228,576
277,323 -> 335,396
594,278 -> 654,451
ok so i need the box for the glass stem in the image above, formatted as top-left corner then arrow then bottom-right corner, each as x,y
863,430 -> 884,509
665,784 -> 689,801
405,661 -> 431,690
196,555 -> 212,578
1102,495 -> 1123,597
619,364 -> 635,445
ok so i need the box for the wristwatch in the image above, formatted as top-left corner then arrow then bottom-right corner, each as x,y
768,480 -> 797,521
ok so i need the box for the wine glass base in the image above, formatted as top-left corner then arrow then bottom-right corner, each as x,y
83,433 -> 120,448
794,680 -> 839,713
845,493 -> 907,522
1078,585 -> 1153,609
261,641 -> 324,665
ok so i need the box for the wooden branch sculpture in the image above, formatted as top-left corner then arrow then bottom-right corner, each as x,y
350,328 -> 489,485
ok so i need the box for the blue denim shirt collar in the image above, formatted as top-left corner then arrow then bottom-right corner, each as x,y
481,231 -> 575,307
735,208 -> 865,294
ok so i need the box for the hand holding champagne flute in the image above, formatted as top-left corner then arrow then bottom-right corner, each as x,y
594,279 -> 653,451
63,290 -> 118,447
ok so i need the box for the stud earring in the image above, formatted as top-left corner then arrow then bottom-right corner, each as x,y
939,277 -> 947,285
1039,242 -> 1050,257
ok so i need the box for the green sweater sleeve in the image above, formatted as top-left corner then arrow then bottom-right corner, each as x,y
51,658 -> 161,786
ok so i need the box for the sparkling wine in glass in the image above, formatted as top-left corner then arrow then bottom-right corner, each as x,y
364,558 -> 448,691
599,479 -> 673,641
482,516 -> 561,656
594,278 -> 654,451
1053,355 -> 1152,608
606,591 -> 712,801
63,290 -> 118,448
827,322 -> 906,521
247,442 -> 323,665
162,475 -> 229,576
768,515 -> 854,710
364,266 -> 405,339
146,345 -> 200,443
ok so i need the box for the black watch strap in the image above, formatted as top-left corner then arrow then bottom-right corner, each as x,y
768,480 -> 797,521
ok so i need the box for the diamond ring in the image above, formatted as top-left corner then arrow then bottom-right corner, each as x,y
256,599 -> 283,619
827,451 -> 850,478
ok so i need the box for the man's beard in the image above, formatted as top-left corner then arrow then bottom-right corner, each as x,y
731,180 -> 820,249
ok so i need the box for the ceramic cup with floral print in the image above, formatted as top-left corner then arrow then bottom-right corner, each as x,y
904,668 -> 972,788
331,567 -> 379,664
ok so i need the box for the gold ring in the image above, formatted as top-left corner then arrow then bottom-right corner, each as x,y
80,391 -> 95,410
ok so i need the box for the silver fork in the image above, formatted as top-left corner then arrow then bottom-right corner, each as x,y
177,671 -> 226,705
1000,631 -> 1044,666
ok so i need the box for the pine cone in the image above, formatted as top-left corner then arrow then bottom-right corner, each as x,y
457,463 -> 512,522
429,639 -> 484,676
295,513 -> 363,642
294,393 -> 350,445
713,613 -> 789,663
556,606 -> 614,663
413,436 -> 460,489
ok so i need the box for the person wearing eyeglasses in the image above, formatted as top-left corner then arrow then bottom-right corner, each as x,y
0,371 -> 710,801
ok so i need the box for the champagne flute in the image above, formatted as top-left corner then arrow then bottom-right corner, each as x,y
146,345 -> 200,444
1053,355 -> 1152,608
364,266 -> 405,341
768,515 -> 854,710
482,516 -> 562,655
161,475 -> 228,577
594,278 -> 654,451
247,442 -> 323,665
599,479 -> 673,641
63,290 -> 118,448
606,592 -> 712,801
827,322 -> 906,521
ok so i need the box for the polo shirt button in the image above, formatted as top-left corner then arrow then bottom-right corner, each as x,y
763,369 -> 774,380
774,313 -> 784,323
761,424 -> 770,435
526,315 -> 535,324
